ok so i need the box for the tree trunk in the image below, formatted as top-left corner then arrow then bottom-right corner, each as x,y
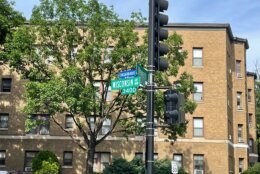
86,139 -> 96,174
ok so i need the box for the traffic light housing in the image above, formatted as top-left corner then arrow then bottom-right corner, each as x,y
164,90 -> 185,125
154,0 -> 169,71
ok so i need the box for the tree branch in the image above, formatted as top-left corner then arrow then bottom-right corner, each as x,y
51,115 -> 87,151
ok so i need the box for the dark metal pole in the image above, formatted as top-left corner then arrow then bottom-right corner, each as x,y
146,0 -> 155,174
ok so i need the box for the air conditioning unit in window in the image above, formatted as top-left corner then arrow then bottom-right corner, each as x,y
194,169 -> 204,174
237,73 -> 242,78
238,137 -> 243,143
238,106 -> 242,110
25,167 -> 32,172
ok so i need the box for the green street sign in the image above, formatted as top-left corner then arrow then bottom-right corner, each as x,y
111,76 -> 140,90
122,87 -> 137,95
136,64 -> 148,86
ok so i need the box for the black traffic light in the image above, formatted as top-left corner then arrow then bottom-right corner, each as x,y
164,89 -> 185,125
154,0 -> 169,71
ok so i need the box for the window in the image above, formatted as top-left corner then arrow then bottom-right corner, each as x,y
0,113 -> 9,129
89,117 -> 111,135
193,48 -> 203,67
237,92 -> 242,110
154,117 -> 158,137
239,158 -> 244,173
193,118 -> 203,137
89,117 -> 95,132
1,78 -> 12,92
248,89 -> 252,102
136,117 -> 145,136
135,152 -> 143,160
104,47 -> 113,63
236,60 -> 242,78
173,154 -> 183,169
101,119 -> 111,135
94,153 -> 111,173
248,114 -> 253,128
24,151 -> 38,172
26,114 -> 50,135
249,139 -> 254,153
94,82 -> 112,101
193,83 -> 203,101
0,151 -> 6,166
70,47 -> 78,59
194,155 -> 204,174
65,115 -> 74,129
238,124 -> 243,143
63,151 -> 73,166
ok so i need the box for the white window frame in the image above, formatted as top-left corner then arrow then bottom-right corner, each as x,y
26,114 -> 50,135
93,152 -> 111,173
104,47 -> 113,63
0,113 -> 9,129
101,119 -> 111,135
194,83 -> 203,102
63,151 -> 73,166
239,158 -> 244,173
173,154 -> 183,169
237,92 -> 242,110
24,151 -> 38,172
0,151 -> 6,166
238,124 -> 243,143
194,155 -> 204,174
193,118 -> 203,137
1,78 -> 12,92
236,60 -> 242,78
65,115 -> 74,129
247,89 -> 252,102
193,48 -> 203,67
94,82 -> 112,101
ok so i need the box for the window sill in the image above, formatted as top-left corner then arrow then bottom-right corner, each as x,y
0,128 -> 8,131
0,165 -> 6,167
237,109 -> 244,112
62,166 -> 73,169
192,66 -> 204,68
194,101 -> 204,104
192,136 -> 204,139
0,92 -> 11,94
25,134 -> 51,136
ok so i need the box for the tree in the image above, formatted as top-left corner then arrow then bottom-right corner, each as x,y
32,150 -> 61,174
0,0 -> 25,62
3,0 -> 195,173
0,0 -> 25,43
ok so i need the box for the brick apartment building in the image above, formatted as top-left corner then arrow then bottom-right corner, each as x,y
0,23 -> 258,174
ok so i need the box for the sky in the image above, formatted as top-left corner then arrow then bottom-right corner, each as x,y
12,0 -> 260,72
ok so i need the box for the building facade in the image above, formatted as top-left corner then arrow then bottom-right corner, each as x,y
0,23 -> 258,174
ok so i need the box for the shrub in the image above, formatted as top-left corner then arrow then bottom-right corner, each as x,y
32,150 -> 61,174
242,163 -> 260,174
103,157 -> 188,174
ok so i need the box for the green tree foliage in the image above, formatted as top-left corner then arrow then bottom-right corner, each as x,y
104,158 -> 188,174
0,0 -> 25,44
242,163 -> 260,174
32,150 -> 61,174
0,0 -> 25,62
3,0 -> 196,173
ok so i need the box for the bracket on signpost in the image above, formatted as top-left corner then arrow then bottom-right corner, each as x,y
136,64 -> 148,87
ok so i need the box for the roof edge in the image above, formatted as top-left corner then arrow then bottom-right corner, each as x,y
247,72 -> 257,79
